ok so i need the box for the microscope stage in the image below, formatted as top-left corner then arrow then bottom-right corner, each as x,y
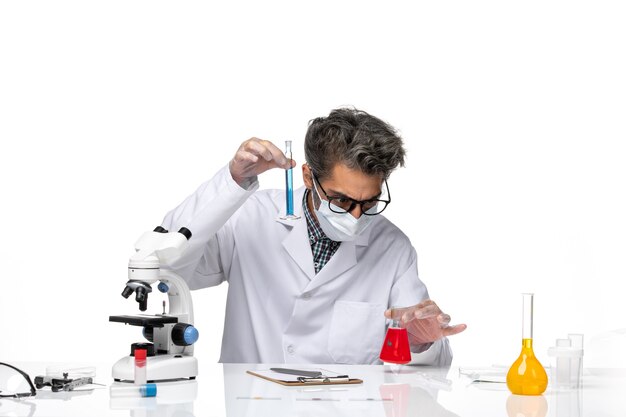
109,314 -> 179,327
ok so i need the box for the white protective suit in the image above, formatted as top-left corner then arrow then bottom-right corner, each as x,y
162,165 -> 452,365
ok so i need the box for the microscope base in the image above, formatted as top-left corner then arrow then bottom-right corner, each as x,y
112,354 -> 198,382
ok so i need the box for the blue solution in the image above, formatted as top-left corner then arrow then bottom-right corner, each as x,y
285,167 -> 294,216
280,140 -> 300,220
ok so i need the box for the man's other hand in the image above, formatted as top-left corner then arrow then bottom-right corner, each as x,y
384,300 -> 467,347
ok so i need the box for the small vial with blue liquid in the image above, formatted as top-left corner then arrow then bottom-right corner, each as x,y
110,383 -> 157,398
280,140 -> 300,220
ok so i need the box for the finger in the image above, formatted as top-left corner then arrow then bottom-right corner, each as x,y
232,149 -> 259,166
386,306 -> 412,321
403,304 -> 440,322
250,139 -> 294,169
405,318 -> 444,343
437,313 -> 451,326
402,299 -> 435,318
243,140 -> 274,162
410,299 -> 435,310
259,139 -> 293,168
442,324 -> 467,337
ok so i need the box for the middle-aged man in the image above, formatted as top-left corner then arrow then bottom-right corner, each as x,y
162,108 -> 466,365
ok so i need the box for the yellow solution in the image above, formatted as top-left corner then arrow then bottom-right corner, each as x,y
506,338 -> 548,395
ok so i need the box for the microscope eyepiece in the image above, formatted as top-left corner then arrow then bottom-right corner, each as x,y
178,227 -> 192,240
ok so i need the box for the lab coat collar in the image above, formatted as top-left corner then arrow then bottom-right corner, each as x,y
304,239 -> 357,292
276,187 -> 373,285
279,218 -> 360,290
277,187 -> 315,279
280,215 -> 315,280
275,187 -> 372,246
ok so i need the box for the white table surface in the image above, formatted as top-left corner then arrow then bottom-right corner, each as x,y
1,361 -> 624,417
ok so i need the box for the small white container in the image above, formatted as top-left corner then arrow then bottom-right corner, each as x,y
134,349 -> 147,385
110,383 -> 157,398
548,334 -> 584,390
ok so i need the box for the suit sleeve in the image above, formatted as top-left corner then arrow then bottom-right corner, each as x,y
160,164 -> 258,289
388,248 -> 454,367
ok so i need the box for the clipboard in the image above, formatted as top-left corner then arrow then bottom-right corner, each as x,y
246,368 -> 363,386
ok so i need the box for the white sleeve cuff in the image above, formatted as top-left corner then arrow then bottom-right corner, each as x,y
224,164 -> 259,194
408,338 -> 453,367
238,176 -> 258,191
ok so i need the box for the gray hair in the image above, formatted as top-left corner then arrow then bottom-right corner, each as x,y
304,107 -> 406,181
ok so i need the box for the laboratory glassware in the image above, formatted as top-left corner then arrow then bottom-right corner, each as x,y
110,383 -> 157,398
506,293 -> 548,395
379,310 -> 411,364
134,349 -> 147,385
547,334 -> 584,389
280,140 -> 300,220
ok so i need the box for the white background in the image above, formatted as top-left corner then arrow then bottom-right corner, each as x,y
1,0 -> 625,372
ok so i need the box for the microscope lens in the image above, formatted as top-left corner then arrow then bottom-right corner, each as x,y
135,287 -> 146,302
121,286 -> 134,298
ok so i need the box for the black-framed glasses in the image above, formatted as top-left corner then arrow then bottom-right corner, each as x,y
0,362 -> 37,398
312,173 -> 391,215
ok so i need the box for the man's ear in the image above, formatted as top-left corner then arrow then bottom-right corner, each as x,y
302,163 -> 313,189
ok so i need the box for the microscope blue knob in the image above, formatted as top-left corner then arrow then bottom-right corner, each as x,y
172,323 -> 199,346
184,326 -> 199,345
157,282 -> 169,293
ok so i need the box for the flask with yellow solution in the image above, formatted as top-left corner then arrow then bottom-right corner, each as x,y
507,293 -> 548,395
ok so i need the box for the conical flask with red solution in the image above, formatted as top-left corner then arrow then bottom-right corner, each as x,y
380,316 -> 411,364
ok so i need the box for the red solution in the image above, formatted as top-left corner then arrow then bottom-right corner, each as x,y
379,383 -> 411,417
379,327 -> 411,364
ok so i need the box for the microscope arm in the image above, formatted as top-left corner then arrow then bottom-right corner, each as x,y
159,268 -> 194,325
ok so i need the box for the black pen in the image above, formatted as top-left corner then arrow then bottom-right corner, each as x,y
270,368 -> 323,378
297,376 -> 351,383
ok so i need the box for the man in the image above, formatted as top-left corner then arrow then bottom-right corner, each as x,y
162,108 -> 466,365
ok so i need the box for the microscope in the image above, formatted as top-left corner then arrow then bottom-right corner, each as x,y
109,226 -> 199,382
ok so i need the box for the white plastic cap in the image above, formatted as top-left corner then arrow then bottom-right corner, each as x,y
548,346 -> 584,358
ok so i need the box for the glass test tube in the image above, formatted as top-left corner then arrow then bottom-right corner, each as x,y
134,349 -> 147,385
110,383 -> 157,398
281,140 -> 300,220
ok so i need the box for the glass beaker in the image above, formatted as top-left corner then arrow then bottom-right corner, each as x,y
380,312 -> 411,365
506,293 -> 548,395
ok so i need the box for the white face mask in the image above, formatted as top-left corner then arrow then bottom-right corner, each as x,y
311,180 -> 375,242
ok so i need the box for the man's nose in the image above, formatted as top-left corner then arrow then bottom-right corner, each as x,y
349,204 -> 363,219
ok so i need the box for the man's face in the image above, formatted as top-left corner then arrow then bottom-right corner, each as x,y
303,163 -> 384,219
